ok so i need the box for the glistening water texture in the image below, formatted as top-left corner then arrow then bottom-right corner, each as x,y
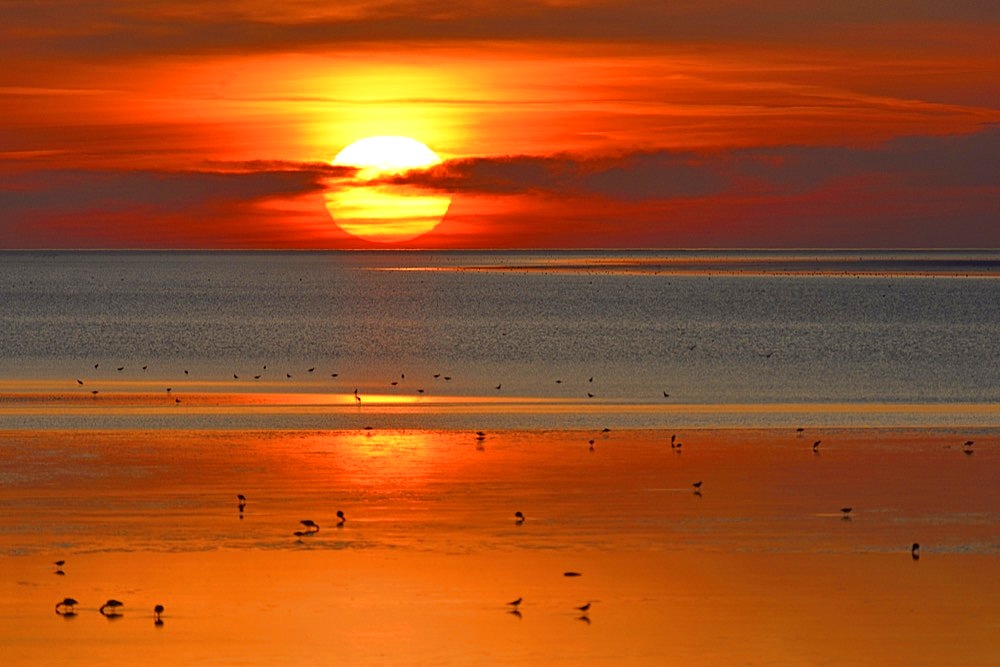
1,250 -> 997,428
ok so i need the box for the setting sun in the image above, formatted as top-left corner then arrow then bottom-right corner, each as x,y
325,136 -> 451,244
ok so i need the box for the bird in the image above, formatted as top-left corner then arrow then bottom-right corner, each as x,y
692,481 -> 703,492
55,598 -> 78,614
813,440 -> 821,452
300,519 -> 319,532
154,604 -> 165,625
796,427 -> 805,437
495,383 -> 502,390
576,602 -> 591,613
840,507 -> 853,519
663,390 -> 670,397
100,599 -> 124,616
515,511 -> 525,525
670,434 -> 676,448
507,597 -> 522,608
911,543 -> 920,560
54,560 -> 65,568
336,510 -> 346,526
76,379 -> 84,385
237,494 -> 247,512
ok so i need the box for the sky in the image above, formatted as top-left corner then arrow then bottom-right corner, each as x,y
1,1 -> 998,249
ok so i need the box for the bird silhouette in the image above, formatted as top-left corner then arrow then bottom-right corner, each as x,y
813,440 -> 821,452
154,604 -> 165,625
507,597 -> 522,608
337,510 -> 346,526
514,511 -> 525,525
576,602 -> 591,613
99,599 -> 124,616
840,507 -> 853,519
300,519 -> 319,532
55,598 -> 78,615
911,543 -> 920,560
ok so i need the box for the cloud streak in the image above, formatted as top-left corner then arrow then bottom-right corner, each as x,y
2,127 -> 997,248
4,1 -> 998,58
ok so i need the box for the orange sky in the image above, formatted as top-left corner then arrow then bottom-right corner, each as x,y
1,1 -> 998,248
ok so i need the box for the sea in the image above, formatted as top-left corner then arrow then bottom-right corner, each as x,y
1,249 -> 998,429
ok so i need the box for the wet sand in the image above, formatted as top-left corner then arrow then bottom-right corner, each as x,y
1,426 -> 997,665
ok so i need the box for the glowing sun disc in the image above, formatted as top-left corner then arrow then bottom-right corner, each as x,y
325,136 -> 451,243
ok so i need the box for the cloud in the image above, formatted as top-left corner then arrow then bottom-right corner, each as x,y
388,124 -> 1000,201
2,128 -> 997,249
3,1 -> 998,58
384,151 -> 728,200
0,162 -> 356,247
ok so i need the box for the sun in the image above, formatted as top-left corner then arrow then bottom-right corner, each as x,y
325,136 -> 451,243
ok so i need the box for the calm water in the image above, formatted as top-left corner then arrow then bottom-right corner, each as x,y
1,250 -> 998,428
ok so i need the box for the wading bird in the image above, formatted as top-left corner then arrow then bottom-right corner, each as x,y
100,599 -> 124,616
515,511 -> 525,525
55,598 -> 78,614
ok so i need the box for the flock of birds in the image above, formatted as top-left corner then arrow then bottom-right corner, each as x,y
48,426 -> 969,627
72,363 -> 692,404
53,366 -> 984,630
53,589 -> 163,626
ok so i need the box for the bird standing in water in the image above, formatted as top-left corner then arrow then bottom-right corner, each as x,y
515,511 -> 525,525
100,599 -> 124,616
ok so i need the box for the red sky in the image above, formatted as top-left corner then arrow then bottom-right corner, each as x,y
1,1 -> 998,248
